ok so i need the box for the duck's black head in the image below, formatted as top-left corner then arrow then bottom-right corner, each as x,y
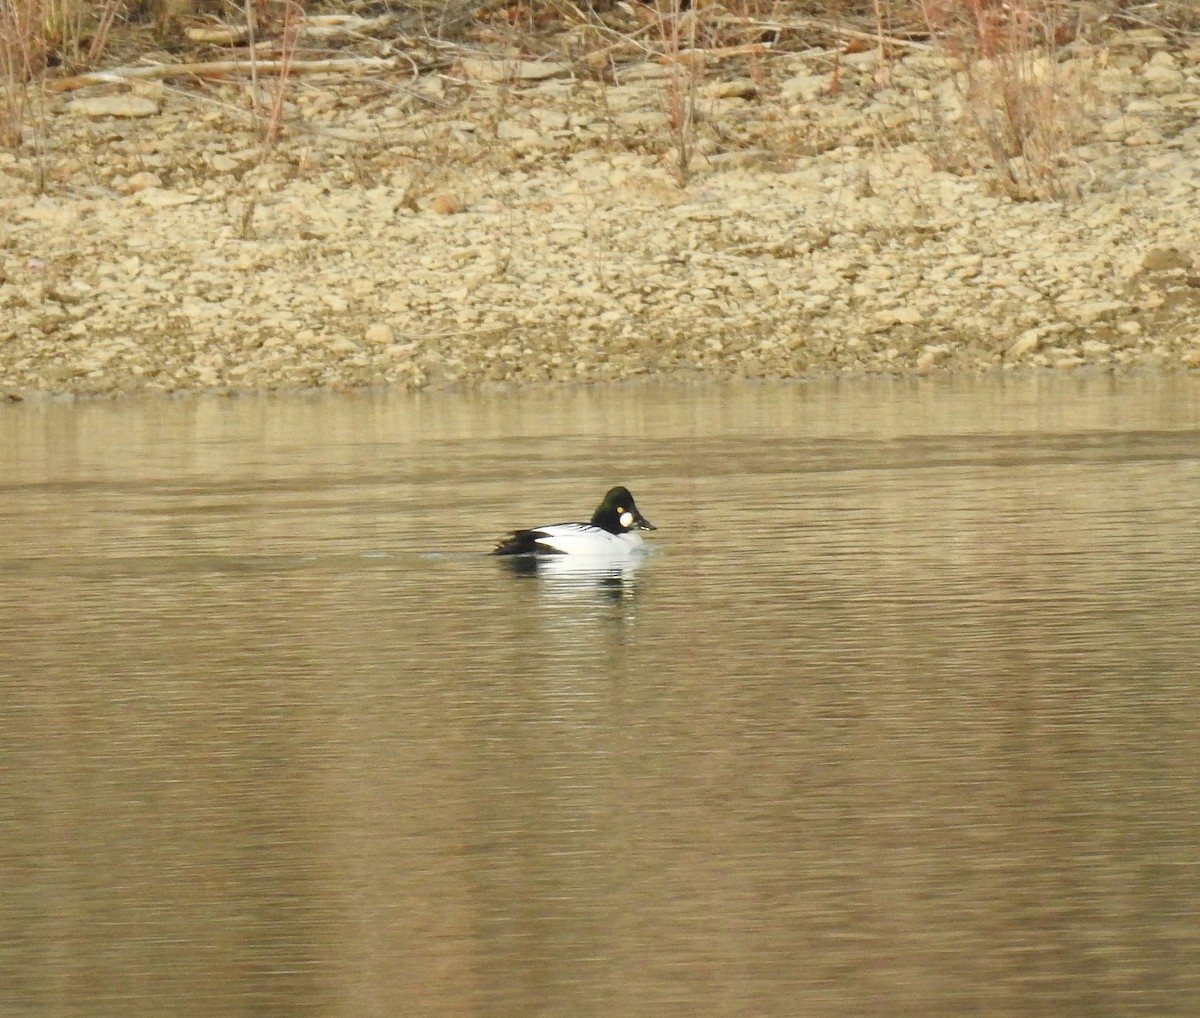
590,486 -> 656,535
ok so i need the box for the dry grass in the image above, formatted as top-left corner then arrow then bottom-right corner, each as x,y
0,0 -> 45,147
659,0 -> 702,184
1,0 -> 123,149
916,0 -> 1089,198
1,0 -> 1197,191
246,0 -> 304,149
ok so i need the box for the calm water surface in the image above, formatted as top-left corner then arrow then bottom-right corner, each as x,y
2,375 -> 1200,1017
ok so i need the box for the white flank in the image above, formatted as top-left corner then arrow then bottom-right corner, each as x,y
533,523 -> 645,557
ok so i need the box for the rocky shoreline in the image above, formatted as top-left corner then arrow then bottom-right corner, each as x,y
1,23 -> 1199,398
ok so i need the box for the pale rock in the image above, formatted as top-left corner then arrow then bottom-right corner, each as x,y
1112,28 -> 1169,50
186,25 -> 247,45
383,341 -> 418,361
842,50 -> 879,70
1100,115 -> 1145,139
530,108 -> 569,131
1096,69 -> 1141,95
459,58 -> 569,82
915,343 -> 951,369
705,149 -> 775,170
1141,152 -> 1191,174
933,80 -> 967,120
1160,93 -> 1200,113
136,188 -> 200,207
613,111 -> 660,133
1141,64 -> 1185,94
121,171 -> 162,193
364,323 -> 394,345
1125,128 -> 1164,146
780,74 -> 829,102
496,120 -> 545,145
17,201 -> 75,227
1008,328 -> 1044,357
1069,300 -> 1127,325
874,307 -> 923,327
1141,248 -> 1192,272
1123,97 -> 1165,116
598,86 -> 649,113
68,95 -> 159,118
703,79 -> 758,100
618,63 -> 674,82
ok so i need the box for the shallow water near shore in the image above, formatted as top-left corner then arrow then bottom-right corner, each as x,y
3,374 -> 1200,1017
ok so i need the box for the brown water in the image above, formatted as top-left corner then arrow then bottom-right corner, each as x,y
2,375 -> 1200,1017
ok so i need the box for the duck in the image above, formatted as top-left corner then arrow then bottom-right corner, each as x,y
491,486 -> 657,557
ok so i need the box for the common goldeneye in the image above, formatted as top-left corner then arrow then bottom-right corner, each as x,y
492,486 -> 657,557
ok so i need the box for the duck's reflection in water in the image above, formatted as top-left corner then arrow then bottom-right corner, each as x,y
498,552 -> 648,604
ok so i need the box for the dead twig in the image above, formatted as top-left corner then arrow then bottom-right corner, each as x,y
48,56 -> 398,93
712,14 -> 934,52
658,42 -> 773,65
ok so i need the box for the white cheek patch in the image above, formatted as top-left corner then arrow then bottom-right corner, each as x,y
619,511 -> 634,528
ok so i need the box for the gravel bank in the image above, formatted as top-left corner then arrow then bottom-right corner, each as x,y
2,26 -> 1199,397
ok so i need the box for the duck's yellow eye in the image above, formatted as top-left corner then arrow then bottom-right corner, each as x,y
617,506 -> 625,513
